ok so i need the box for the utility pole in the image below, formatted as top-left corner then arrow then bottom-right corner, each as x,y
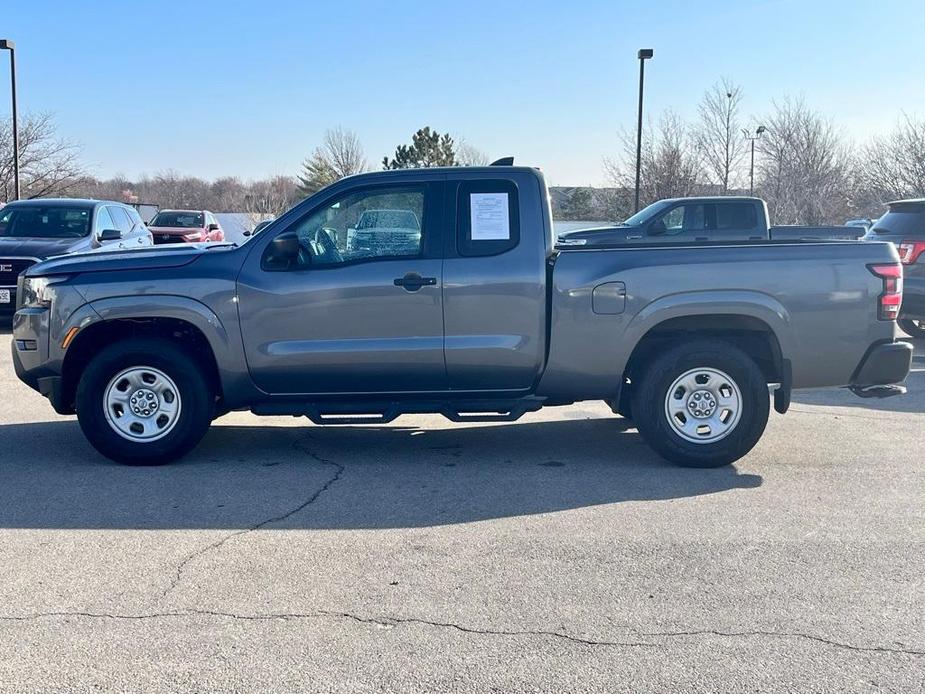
742,125 -> 766,197
0,40 -> 19,201
634,48 -> 653,212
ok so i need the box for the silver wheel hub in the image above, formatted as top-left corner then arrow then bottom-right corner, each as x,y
665,368 -> 742,444
104,367 -> 182,442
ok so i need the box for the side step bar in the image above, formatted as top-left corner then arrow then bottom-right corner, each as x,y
252,398 -> 546,425
849,384 -> 907,399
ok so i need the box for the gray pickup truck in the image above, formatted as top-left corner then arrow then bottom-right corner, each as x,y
558,196 -> 861,246
11,166 -> 912,468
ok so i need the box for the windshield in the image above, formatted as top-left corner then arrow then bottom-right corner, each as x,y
0,205 -> 92,238
620,199 -> 674,226
150,211 -> 204,228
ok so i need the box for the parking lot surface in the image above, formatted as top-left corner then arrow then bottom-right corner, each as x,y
1,328 -> 923,693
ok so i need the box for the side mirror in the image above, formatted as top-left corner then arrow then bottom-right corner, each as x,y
207,223 -> 220,232
99,228 -> 121,242
264,232 -> 304,270
242,230 -> 252,237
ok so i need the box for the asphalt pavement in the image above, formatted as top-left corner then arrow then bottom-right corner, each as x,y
0,328 -> 923,693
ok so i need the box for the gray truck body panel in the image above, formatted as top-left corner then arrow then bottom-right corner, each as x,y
11,167 -> 907,417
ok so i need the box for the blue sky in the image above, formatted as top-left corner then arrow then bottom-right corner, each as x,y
4,0 -> 924,185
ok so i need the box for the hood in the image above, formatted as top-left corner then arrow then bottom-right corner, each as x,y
557,226 -> 632,245
0,236 -> 88,259
24,242 -> 236,277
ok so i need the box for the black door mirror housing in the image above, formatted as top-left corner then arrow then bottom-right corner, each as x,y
99,228 -> 122,242
262,231 -> 305,271
207,223 -> 220,232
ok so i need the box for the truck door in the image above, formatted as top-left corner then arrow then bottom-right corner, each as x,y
235,179 -> 447,394
708,202 -> 764,241
441,174 -> 548,392
644,202 -> 710,243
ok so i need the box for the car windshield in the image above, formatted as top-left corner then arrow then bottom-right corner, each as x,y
150,211 -> 204,228
0,205 -> 92,238
620,200 -> 674,227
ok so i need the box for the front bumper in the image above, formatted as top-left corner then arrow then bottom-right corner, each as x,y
0,287 -> 15,315
848,340 -> 913,398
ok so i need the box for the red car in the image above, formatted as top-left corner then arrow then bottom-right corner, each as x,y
148,209 -> 224,245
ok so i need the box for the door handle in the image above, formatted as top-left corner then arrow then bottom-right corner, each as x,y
394,273 -> 437,291
627,235 -> 643,240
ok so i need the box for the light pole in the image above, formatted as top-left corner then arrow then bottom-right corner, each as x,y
742,125 -> 766,197
634,48 -> 653,212
0,39 -> 19,201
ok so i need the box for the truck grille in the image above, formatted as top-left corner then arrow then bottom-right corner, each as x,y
0,258 -> 38,286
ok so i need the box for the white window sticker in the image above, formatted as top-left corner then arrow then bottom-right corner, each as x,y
470,193 -> 510,241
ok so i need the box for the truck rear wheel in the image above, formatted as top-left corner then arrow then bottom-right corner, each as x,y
898,318 -> 925,339
631,340 -> 770,468
75,338 -> 214,465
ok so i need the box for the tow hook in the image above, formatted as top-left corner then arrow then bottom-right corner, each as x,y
849,384 -> 907,399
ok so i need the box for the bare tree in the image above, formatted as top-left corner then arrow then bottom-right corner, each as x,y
0,112 -> 85,201
861,113 -> 925,203
756,98 -> 853,224
298,127 -> 367,195
695,78 -> 747,193
605,110 -> 703,214
456,138 -> 490,166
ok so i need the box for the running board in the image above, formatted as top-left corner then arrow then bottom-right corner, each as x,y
251,398 -> 546,425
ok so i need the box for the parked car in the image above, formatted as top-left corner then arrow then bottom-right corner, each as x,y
11,166 -> 911,467
558,196 -> 863,246
347,208 -> 422,257
1,198 -> 152,314
147,209 -> 224,245
863,199 -> 925,338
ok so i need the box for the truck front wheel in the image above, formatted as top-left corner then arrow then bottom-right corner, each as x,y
631,340 -> 770,468
75,338 -> 214,465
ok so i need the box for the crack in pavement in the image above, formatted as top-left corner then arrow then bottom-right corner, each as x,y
159,435 -> 344,599
0,609 -> 921,657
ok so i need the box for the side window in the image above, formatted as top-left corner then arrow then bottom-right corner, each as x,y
95,206 -> 115,233
109,207 -> 133,234
263,185 -> 425,271
649,204 -> 705,236
714,203 -> 758,230
456,180 -> 520,256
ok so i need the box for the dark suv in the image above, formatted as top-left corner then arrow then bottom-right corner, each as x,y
865,199 -> 925,337
0,199 -> 153,314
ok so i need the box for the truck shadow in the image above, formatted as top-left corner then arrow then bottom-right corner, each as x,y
0,416 -> 761,530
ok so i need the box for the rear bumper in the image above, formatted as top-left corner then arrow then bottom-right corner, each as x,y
850,340 -> 912,389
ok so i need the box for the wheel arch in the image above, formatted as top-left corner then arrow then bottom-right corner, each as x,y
59,296 -> 235,414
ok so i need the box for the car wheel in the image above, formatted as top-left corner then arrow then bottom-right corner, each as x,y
631,340 -> 770,468
898,318 -> 925,339
75,338 -> 214,465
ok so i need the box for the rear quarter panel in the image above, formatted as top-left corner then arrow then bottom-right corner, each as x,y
538,241 -> 899,400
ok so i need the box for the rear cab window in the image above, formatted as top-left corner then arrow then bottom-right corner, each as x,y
455,179 -> 520,256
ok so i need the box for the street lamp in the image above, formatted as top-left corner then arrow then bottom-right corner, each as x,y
634,48 -> 654,212
0,39 -> 19,201
742,125 -> 766,197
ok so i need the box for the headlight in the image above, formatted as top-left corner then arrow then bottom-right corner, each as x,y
557,237 -> 588,246
19,275 -> 69,309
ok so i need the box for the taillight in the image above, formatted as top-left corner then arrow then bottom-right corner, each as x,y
897,241 -> 925,265
868,263 -> 903,321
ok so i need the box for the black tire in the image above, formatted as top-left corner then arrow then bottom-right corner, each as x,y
630,339 -> 770,468
898,318 -> 925,339
75,338 -> 214,465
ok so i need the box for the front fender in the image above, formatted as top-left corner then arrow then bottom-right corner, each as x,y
65,295 -> 256,408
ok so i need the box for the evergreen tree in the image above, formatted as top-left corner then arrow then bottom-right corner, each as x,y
383,127 -> 456,169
